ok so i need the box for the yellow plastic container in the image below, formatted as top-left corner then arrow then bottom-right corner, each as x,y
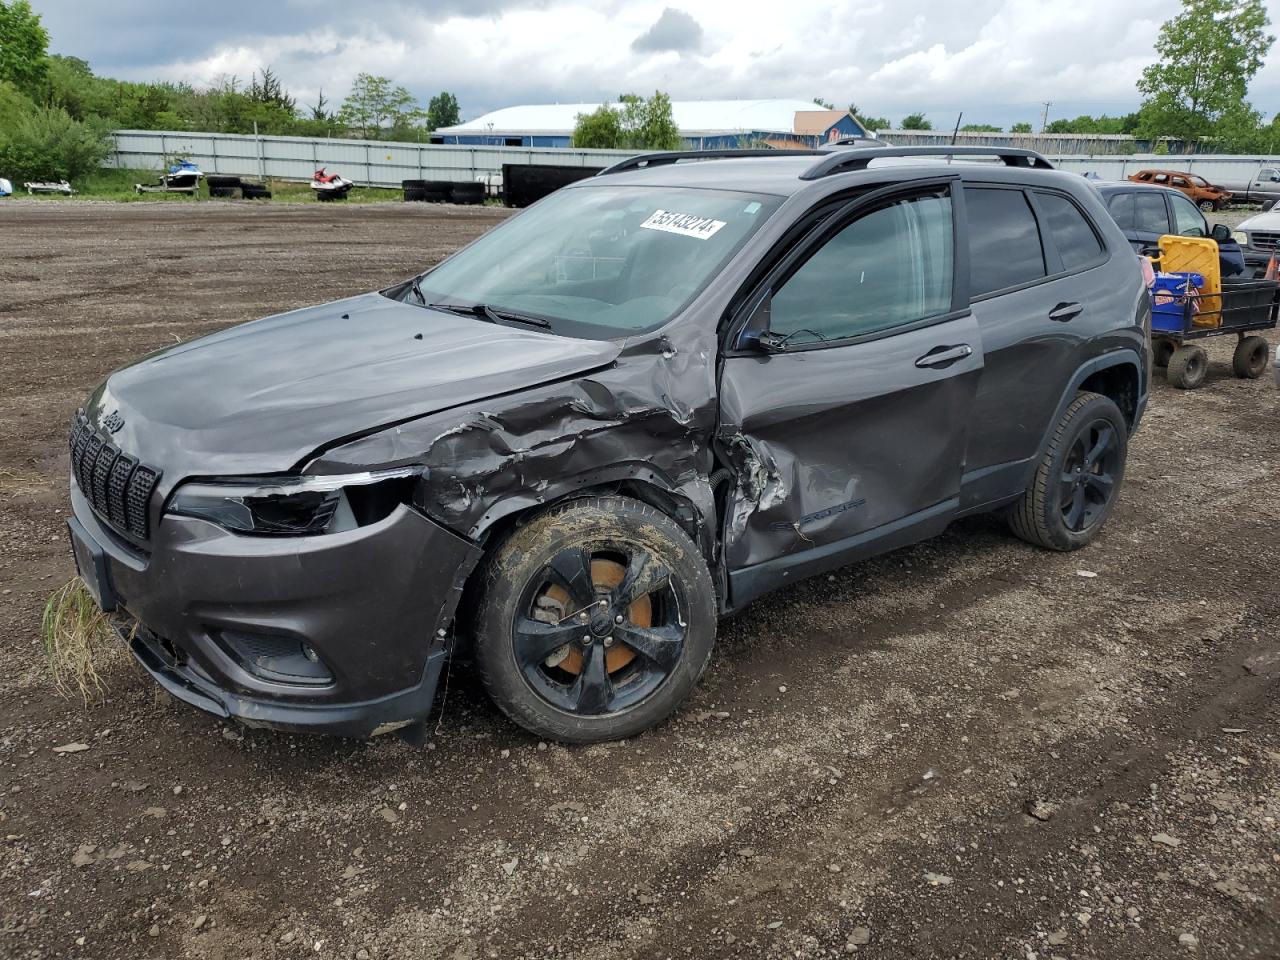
1157,235 -> 1222,328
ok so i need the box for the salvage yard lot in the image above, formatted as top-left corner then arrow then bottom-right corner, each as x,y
1,200 -> 1278,959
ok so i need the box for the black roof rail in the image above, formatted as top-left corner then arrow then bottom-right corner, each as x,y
596,148 -> 823,177
801,145 -> 1055,180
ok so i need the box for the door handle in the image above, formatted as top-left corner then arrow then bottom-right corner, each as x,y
1049,301 -> 1083,322
914,344 -> 973,368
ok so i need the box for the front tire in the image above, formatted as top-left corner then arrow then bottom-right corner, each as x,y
1008,392 -> 1128,552
1167,344 -> 1209,389
475,497 -> 716,743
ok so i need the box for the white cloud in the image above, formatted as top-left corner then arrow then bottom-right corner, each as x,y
41,0 -> 1280,127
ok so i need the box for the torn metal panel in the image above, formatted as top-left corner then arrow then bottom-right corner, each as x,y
716,314 -> 984,571
310,333 -> 723,545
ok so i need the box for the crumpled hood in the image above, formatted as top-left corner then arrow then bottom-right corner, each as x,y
88,292 -> 621,481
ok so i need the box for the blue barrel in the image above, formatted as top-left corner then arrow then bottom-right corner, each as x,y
1151,272 -> 1204,333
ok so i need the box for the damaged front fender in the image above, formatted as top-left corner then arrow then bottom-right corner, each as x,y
308,335 -> 723,557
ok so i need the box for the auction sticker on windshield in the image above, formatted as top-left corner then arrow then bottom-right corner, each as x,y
640,209 -> 728,240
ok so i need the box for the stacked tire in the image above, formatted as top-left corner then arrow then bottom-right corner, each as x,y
402,179 -> 485,204
206,175 -> 241,199
240,182 -> 272,200
450,182 -> 485,205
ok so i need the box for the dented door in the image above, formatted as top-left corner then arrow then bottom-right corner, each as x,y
718,318 -> 982,570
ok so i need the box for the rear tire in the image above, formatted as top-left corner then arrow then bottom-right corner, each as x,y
1232,335 -> 1270,379
474,497 -> 716,743
1008,392 -> 1128,552
1167,344 -> 1209,389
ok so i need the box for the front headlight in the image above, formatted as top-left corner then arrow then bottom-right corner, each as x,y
1232,231 -> 1249,245
167,467 -> 421,536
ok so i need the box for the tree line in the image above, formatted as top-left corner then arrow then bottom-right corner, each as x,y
0,0 -> 460,181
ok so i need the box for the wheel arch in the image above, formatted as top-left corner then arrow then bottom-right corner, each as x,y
1021,351 -> 1144,491
451,471 -> 719,650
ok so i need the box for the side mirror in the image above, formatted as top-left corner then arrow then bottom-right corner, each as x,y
1270,174 -> 1280,182
1211,223 -> 1232,243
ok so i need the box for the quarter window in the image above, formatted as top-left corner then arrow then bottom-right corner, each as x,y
964,187 -> 1046,297
1170,194 -> 1206,237
1134,193 -> 1169,234
768,192 -> 953,344
1035,192 -> 1104,271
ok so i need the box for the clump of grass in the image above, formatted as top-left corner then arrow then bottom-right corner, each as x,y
40,578 -> 116,702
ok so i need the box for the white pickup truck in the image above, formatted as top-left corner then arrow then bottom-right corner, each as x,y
1219,166 -> 1280,209
1232,205 -> 1280,275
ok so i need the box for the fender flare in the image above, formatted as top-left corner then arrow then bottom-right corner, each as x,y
1022,349 -> 1146,489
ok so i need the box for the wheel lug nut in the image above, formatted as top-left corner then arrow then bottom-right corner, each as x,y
614,614 -> 623,624
581,635 -> 591,645
604,636 -> 613,647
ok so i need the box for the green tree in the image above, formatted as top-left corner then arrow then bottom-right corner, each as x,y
812,96 -> 835,110
618,91 -> 681,149
0,104 -> 109,181
1136,0 -> 1273,142
0,0 -> 49,97
336,73 -> 423,139
426,91 -> 460,131
900,112 -> 932,130
1010,121 -> 1033,133
572,103 -> 622,148
960,123 -> 1003,132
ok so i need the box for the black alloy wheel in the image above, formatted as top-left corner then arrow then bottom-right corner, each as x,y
1008,391 -> 1129,551
1057,419 -> 1120,534
512,543 -> 685,717
475,497 -> 716,743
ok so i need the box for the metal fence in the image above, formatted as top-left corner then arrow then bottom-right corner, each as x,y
109,130 -> 631,187
108,129 -> 1280,188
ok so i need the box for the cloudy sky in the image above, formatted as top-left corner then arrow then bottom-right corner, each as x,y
31,0 -> 1280,128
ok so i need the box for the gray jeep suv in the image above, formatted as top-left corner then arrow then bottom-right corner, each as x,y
66,145 -> 1150,743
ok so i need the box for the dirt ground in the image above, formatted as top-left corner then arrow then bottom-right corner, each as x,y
1,200 -> 1278,960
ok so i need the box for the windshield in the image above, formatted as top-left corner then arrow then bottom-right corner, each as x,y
413,184 -> 781,339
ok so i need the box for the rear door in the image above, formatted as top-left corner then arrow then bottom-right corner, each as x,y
961,184 -> 1106,508
718,182 -> 981,575
1133,191 -> 1173,256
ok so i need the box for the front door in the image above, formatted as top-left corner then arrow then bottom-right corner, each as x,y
718,184 -> 983,588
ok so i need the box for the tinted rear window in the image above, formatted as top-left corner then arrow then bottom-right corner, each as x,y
1036,192 -> 1104,271
1106,192 -> 1135,231
964,187 -> 1046,298
1134,193 -> 1169,234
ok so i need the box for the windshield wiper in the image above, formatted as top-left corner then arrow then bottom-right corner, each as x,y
426,301 -> 551,329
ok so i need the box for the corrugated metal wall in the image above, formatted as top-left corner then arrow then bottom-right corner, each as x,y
108,130 -> 1280,188
110,130 -> 631,187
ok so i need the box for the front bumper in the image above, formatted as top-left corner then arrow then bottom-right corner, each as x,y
1244,250 -> 1275,277
69,479 -> 482,736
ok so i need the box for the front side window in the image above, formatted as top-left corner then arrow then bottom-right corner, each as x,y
414,184 -> 781,339
768,192 -> 953,345
1035,192 -> 1104,271
964,187 -> 1046,297
1171,176 -> 1189,188
1134,193 -> 1170,234
1170,194 -> 1206,237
